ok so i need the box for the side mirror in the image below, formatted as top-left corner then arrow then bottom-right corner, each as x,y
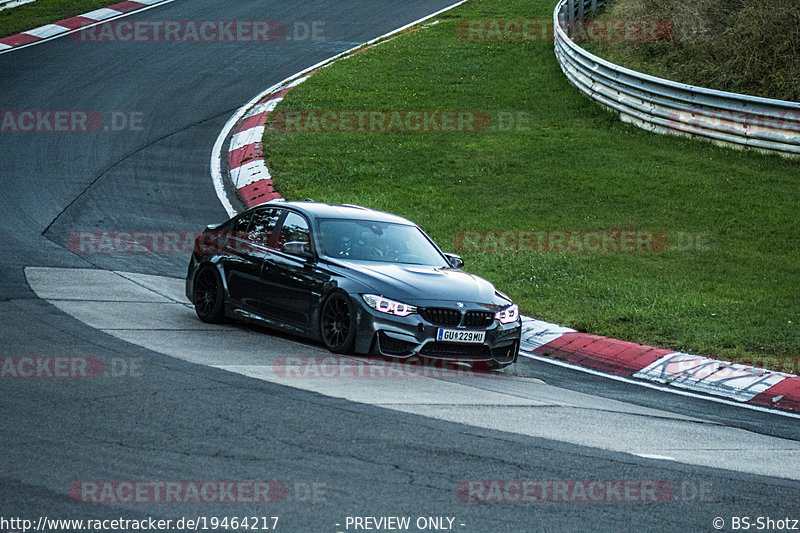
283,241 -> 313,259
444,253 -> 464,269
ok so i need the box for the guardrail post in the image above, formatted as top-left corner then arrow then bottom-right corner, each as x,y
566,0 -> 575,31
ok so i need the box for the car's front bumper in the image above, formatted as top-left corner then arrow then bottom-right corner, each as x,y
352,297 -> 521,365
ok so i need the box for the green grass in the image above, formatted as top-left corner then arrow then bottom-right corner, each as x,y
0,0 -> 116,38
261,0 -> 799,366
583,0 -> 800,101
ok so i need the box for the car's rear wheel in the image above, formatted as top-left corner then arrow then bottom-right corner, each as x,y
193,266 -> 225,323
320,291 -> 356,354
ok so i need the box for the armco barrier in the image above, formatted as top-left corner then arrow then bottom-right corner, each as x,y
554,0 -> 800,157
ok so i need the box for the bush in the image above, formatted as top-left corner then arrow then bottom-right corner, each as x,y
584,0 -> 800,101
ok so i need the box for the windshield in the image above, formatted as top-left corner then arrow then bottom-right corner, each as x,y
317,219 -> 449,266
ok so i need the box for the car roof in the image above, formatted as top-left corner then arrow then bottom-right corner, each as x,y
250,200 -> 416,225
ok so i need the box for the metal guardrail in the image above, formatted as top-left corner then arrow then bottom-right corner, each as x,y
554,0 -> 800,157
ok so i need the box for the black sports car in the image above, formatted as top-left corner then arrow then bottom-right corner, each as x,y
186,201 -> 521,368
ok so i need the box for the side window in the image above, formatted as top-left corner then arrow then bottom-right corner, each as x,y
226,213 -> 253,246
248,208 -> 282,246
230,213 -> 252,234
276,212 -> 311,254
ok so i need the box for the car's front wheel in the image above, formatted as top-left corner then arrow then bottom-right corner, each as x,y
193,266 -> 225,323
320,291 -> 356,354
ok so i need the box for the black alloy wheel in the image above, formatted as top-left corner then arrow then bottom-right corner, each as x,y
320,291 -> 356,353
193,267 -> 225,323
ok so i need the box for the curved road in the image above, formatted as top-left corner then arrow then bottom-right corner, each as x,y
1,1 -> 798,531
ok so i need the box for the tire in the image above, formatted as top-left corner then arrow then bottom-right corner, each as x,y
193,266 -> 225,323
319,291 -> 356,354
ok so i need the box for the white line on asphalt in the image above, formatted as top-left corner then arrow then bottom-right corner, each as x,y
633,454 -> 677,461
0,0 -> 176,55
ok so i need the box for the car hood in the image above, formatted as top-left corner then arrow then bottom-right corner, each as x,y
330,259 -> 508,306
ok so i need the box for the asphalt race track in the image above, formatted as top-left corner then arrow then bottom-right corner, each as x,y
1,1 -> 799,532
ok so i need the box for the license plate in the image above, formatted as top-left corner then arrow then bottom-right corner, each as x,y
436,328 -> 486,344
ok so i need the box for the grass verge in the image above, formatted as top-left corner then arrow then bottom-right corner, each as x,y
261,0 -> 798,369
0,0 -> 118,38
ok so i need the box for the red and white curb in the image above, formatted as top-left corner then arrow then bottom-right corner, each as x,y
228,75 -> 313,208
519,317 -> 800,414
209,1 -> 800,416
0,0 -> 170,53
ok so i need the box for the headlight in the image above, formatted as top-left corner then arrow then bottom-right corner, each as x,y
495,304 -> 519,324
362,294 -> 417,317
